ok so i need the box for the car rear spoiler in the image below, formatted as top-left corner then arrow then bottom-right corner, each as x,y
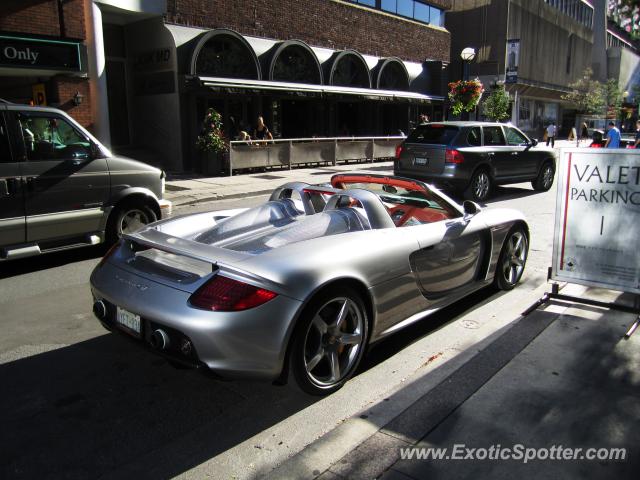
122,228 -> 252,268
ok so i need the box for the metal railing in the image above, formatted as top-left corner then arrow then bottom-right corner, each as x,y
227,136 -> 404,176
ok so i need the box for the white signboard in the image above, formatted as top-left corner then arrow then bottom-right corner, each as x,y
552,149 -> 640,293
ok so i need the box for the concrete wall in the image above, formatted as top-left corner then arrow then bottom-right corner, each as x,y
447,0 -> 593,90
608,47 -> 640,103
123,17 -> 183,171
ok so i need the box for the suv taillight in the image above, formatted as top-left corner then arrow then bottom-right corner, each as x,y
395,145 -> 403,160
189,275 -> 277,311
445,148 -> 464,164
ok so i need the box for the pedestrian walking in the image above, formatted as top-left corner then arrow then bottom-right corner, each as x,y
604,121 -> 621,149
545,122 -> 556,148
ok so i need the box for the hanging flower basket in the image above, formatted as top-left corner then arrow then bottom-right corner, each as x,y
448,79 -> 484,116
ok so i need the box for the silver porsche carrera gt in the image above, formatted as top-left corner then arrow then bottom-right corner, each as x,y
90,174 -> 529,395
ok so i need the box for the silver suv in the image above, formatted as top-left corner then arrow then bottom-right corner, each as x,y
0,102 -> 171,261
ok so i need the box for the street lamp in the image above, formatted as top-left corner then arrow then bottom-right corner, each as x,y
460,47 -> 476,81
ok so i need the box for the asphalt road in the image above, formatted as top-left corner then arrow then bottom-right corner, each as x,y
0,180 -> 557,479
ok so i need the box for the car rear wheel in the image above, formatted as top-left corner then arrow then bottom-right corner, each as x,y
107,202 -> 157,244
290,287 -> 368,395
494,226 -> 529,290
532,162 -> 555,191
465,169 -> 492,202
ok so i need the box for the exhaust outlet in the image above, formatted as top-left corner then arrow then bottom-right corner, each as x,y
150,329 -> 170,350
93,300 -> 107,320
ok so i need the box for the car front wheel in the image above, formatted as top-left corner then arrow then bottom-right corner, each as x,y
290,287 -> 368,395
494,226 -> 529,290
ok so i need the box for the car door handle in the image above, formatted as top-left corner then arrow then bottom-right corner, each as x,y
511,152 -> 519,156
487,152 -> 495,157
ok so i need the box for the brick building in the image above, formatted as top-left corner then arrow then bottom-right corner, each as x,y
2,0 -> 453,171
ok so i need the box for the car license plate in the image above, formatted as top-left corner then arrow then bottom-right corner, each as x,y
116,306 -> 141,336
414,157 -> 428,166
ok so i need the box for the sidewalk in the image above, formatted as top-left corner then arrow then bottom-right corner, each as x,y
164,161 -> 394,207
267,284 -> 640,479
163,140 -> 580,208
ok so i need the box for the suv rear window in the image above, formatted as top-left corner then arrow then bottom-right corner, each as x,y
406,125 -> 459,145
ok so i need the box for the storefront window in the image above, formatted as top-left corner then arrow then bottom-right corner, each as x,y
272,45 -> 321,84
378,61 -> 409,90
195,35 -> 258,79
332,54 -> 370,88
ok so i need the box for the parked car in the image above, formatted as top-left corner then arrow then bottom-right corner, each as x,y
90,174 -> 529,395
0,102 -> 171,261
394,121 -> 557,201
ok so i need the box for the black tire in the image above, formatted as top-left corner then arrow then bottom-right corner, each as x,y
464,169 -> 492,202
106,202 -> 157,244
494,226 -> 529,291
532,162 -> 555,191
290,286 -> 369,395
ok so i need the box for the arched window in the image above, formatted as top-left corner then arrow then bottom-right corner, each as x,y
191,29 -> 260,79
270,41 -> 322,84
375,58 -> 410,90
330,50 -> 371,88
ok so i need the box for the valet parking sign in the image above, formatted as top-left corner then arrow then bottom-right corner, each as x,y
552,149 -> 640,294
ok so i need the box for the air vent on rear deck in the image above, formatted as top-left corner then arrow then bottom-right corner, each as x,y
127,248 -> 213,283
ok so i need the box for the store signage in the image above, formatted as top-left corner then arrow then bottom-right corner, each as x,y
0,35 -> 82,71
551,149 -> 640,294
133,48 -> 172,72
505,39 -> 519,84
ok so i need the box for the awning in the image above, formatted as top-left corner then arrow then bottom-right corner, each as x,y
197,76 -> 444,102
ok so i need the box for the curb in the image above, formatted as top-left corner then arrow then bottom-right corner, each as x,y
265,281 -> 556,479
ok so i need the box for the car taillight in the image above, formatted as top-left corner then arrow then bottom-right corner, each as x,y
395,145 -> 403,160
190,275 -> 277,311
445,148 -> 464,164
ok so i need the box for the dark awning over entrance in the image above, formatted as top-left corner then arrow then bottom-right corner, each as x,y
197,76 -> 443,103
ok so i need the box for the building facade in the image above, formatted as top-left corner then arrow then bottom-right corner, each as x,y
446,0 -> 639,138
1,0 -> 453,172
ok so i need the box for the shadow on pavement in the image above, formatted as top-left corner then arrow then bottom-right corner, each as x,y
316,297 -> 640,480
0,245 -> 107,280
0,334 -> 317,480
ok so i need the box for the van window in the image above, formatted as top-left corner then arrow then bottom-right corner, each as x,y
0,115 -> 11,162
406,125 -> 459,145
17,113 -> 91,161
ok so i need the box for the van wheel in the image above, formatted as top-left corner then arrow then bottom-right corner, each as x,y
532,162 -> 555,191
107,202 -> 157,244
465,169 -> 492,202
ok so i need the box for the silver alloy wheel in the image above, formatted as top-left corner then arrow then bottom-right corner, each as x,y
303,297 -> 364,387
472,171 -> 490,200
119,208 -> 151,235
542,165 -> 554,189
502,231 -> 527,285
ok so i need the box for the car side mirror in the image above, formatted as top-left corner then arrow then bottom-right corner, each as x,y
463,200 -> 481,219
531,138 -> 538,147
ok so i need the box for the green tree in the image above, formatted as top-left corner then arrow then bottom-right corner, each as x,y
482,86 -> 511,121
605,78 -> 624,119
561,68 -> 606,115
